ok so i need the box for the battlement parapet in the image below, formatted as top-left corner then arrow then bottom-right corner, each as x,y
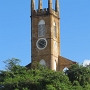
31,0 -> 60,18
33,8 -> 48,16
32,8 -> 59,18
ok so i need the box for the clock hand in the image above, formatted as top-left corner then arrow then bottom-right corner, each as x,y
39,41 -> 45,46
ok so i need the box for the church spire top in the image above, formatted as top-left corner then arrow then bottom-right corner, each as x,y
31,0 -> 35,12
55,0 -> 59,12
38,0 -> 42,10
48,0 -> 52,12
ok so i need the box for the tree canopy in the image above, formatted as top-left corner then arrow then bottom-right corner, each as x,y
0,58 -> 90,90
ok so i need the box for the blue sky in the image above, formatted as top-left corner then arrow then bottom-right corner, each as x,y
0,0 -> 90,70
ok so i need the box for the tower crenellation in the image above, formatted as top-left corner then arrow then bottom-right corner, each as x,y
31,0 -> 59,18
33,8 -> 48,16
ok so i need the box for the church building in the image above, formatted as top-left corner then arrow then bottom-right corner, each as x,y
27,0 -> 76,71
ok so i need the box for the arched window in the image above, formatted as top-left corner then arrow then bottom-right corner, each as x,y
39,59 -> 46,66
38,20 -> 45,37
53,22 -> 57,38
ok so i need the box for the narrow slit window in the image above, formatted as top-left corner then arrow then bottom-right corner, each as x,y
54,60 -> 56,71
53,22 -> 57,38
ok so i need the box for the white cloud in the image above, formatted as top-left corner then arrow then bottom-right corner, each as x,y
83,60 -> 90,66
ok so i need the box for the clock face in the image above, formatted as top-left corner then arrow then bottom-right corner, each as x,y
36,38 -> 47,50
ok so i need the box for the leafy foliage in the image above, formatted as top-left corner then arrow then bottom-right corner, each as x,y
3,58 -> 20,71
0,59 -> 90,90
66,64 -> 90,89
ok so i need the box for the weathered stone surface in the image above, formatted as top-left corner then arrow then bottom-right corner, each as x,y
28,0 -> 76,71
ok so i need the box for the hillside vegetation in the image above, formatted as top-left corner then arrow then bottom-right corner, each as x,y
0,58 -> 90,90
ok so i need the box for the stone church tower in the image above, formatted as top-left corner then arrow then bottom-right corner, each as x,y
28,0 -> 76,71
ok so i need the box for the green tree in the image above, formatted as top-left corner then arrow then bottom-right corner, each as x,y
66,64 -> 90,87
1,59 -> 90,90
0,59 -> 72,90
3,58 -> 20,71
